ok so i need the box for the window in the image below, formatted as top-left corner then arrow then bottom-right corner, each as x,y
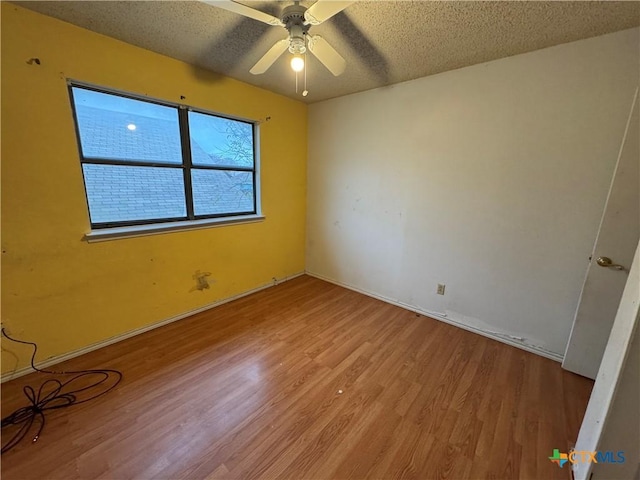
69,84 -> 258,230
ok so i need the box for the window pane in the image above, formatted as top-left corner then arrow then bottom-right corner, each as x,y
82,164 -> 186,224
72,87 -> 182,164
188,111 -> 254,168
192,169 -> 254,216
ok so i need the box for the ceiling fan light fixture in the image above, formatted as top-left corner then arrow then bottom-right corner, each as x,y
288,34 -> 306,55
291,55 -> 305,72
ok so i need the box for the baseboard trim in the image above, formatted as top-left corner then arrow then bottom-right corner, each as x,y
306,271 -> 564,363
1,272 -> 305,383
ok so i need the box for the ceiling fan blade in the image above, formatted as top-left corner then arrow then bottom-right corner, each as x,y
304,1 -> 354,25
201,0 -> 284,26
250,38 -> 289,74
307,35 -> 346,76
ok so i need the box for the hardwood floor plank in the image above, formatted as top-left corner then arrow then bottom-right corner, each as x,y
299,399 -> 386,480
331,406 -> 404,479
244,383 -> 384,479
448,406 -> 484,460
204,463 -> 229,480
365,417 -> 433,480
1,275 -> 593,479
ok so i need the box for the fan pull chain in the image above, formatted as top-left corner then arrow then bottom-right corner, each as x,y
303,51 -> 308,97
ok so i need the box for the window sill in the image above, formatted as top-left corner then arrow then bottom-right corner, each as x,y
84,215 -> 265,243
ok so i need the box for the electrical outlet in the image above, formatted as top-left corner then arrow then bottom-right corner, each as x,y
437,284 -> 446,295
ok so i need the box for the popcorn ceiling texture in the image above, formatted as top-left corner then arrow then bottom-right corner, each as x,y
14,1 -> 640,103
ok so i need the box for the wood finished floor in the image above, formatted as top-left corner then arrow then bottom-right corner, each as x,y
1,275 -> 593,480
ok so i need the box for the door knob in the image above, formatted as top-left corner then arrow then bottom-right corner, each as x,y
596,256 -> 626,270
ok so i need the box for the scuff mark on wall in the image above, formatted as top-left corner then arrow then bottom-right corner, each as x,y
192,270 -> 212,292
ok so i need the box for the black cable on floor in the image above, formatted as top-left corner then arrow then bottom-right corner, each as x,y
1,328 -> 123,454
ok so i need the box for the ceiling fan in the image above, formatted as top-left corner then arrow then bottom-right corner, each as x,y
201,0 -> 354,76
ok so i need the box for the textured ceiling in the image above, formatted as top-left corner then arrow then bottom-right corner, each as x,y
14,1 -> 640,103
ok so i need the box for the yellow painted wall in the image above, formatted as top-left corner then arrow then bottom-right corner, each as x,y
0,3 -> 307,375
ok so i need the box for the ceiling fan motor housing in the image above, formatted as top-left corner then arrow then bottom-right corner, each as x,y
282,4 -> 309,54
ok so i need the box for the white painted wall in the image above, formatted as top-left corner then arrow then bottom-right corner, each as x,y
306,28 -> 640,357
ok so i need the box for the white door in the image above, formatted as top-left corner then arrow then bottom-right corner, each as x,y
563,89 -> 640,380
572,242 -> 639,480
